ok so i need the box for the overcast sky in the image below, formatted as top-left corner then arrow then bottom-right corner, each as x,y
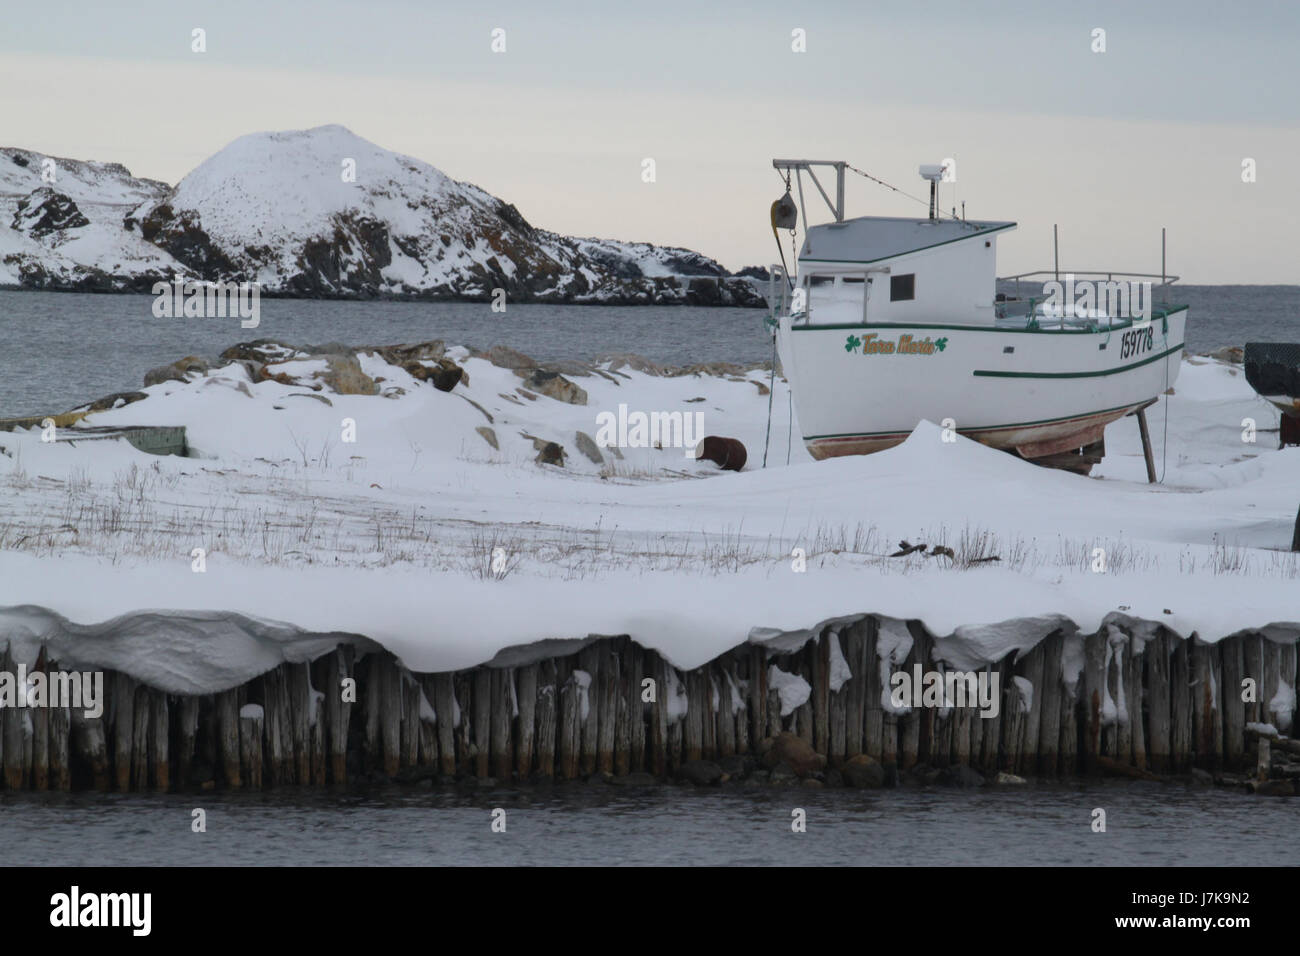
3,0 -> 1297,282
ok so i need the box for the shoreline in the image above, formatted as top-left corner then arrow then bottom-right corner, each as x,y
2,618 -> 1296,796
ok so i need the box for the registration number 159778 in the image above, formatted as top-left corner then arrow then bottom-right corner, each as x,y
1120,325 -> 1155,360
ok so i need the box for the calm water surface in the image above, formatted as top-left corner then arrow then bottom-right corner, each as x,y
1,286 -> 1297,418
0,781 -> 1292,866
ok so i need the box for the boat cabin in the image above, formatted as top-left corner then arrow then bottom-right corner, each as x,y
796,216 -> 1015,327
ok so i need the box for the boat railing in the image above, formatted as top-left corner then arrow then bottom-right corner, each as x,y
994,270 -> 1182,327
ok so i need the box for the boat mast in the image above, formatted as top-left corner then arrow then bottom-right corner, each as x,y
771,160 -> 847,225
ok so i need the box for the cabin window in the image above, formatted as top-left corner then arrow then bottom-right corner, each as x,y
890,274 -> 915,301
842,277 -> 865,284
808,275 -> 834,288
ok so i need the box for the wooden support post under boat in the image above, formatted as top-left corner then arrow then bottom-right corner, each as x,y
1131,400 -> 1158,484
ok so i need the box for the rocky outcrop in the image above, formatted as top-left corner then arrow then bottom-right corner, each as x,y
11,188 -> 89,235
1,127 -> 765,306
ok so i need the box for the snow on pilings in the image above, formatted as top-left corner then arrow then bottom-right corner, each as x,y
1,620 -> 1297,792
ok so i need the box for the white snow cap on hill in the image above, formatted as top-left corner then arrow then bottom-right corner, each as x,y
1,125 -> 763,304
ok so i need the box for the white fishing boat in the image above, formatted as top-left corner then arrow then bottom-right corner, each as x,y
766,160 -> 1188,473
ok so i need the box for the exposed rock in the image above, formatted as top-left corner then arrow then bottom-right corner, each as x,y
719,755 -> 755,779
993,771 -> 1027,785
752,379 -> 771,395
71,391 -> 149,414
609,772 -> 658,787
405,358 -> 464,392
1202,345 -> 1244,365
143,355 -> 208,387
12,188 -> 90,235
938,764 -> 986,788
574,431 -> 604,464
516,368 -> 587,405
534,440 -> 566,466
313,354 -> 378,395
768,761 -> 798,785
475,426 -> 499,450
678,759 -> 724,786
219,341 -> 299,364
842,754 -> 885,789
284,392 -> 333,406
481,345 -> 538,370
371,340 -> 446,365
761,732 -> 825,777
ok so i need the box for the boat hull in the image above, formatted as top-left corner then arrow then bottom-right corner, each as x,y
777,311 -> 1188,461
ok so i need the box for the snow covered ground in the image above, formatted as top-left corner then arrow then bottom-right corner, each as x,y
0,345 -> 1296,690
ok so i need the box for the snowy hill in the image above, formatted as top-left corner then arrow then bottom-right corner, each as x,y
0,125 -> 762,305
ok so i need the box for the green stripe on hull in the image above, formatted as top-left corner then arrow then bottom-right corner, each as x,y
972,343 -> 1184,379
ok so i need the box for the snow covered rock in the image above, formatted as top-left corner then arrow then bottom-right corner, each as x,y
2,127 -> 764,304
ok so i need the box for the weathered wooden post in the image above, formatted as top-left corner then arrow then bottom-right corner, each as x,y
1146,631 -> 1172,773
490,668 -> 513,779
216,688 -> 241,788
516,663 -> 538,778
1170,637 -> 1193,773
239,705 -> 264,789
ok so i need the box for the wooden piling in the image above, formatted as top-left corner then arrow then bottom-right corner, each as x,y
29,653 -> 49,790
261,668 -> 288,785
577,647 -> 599,775
289,664 -> 312,784
239,708 -> 264,789
1146,630 -> 1171,773
901,621 -> 926,770
111,672 -> 134,791
864,621 -> 883,761
650,655 -> 669,777
1191,636 -> 1222,770
1242,633 -> 1263,727
1037,633 -> 1063,776
1125,632 -> 1146,770
516,663 -> 538,778
535,660 -> 557,780
324,645 -> 353,783
490,668 -> 513,780
473,667 -> 492,778
176,696 -> 199,789
215,688 -> 241,788
1220,636 -> 1246,768
749,647 -> 768,748
1170,636 -> 1193,773
812,630 -> 830,756
71,706 -> 110,790
843,621 -> 866,760
431,673 -> 456,777
597,649 -> 617,774
149,689 -> 169,792
1081,630 -> 1106,774
130,685 -> 150,790
558,668 -> 581,780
